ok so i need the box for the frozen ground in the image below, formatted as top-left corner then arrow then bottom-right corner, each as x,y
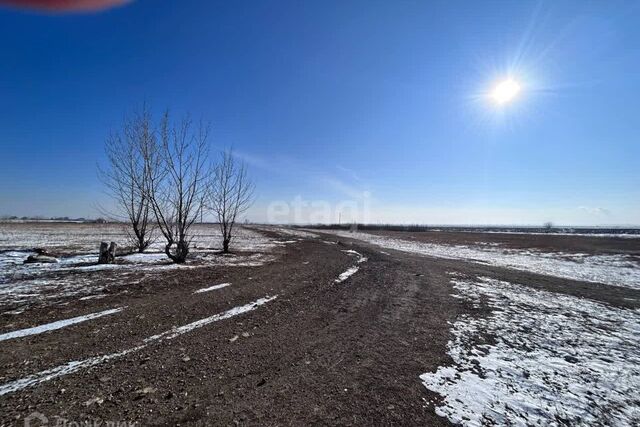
0,295 -> 277,396
253,226 -> 320,239
0,307 -> 123,342
463,230 -> 640,238
421,276 -> 640,427
0,224 -> 280,311
327,230 -> 640,289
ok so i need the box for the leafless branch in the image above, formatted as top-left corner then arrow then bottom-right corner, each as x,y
207,149 -> 254,253
145,112 -> 210,263
99,106 -> 156,252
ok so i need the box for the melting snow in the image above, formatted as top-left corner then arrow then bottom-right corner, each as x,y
0,225 -> 278,309
342,250 -> 368,263
144,295 -> 276,342
194,283 -> 231,294
0,345 -> 144,397
334,250 -> 367,283
119,252 -> 169,264
79,295 -> 107,301
264,227 -> 319,239
275,240 -> 298,245
0,295 -> 277,396
0,307 -> 124,342
328,231 -> 640,289
420,277 -> 640,426
335,266 -> 360,283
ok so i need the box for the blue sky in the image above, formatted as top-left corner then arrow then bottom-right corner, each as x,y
1,0 -> 639,225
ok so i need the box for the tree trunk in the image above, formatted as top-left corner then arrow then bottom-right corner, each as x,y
109,242 -> 117,260
98,241 -> 117,264
137,234 -> 148,253
165,240 -> 189,263
222,238 -> 230,253
98,242 -> 109,263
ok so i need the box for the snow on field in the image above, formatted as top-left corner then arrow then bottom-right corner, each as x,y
261,227 -> 319,239
328,231 -> 640,289
0,252 -> 275,310
0,223 -> 128,255
0,296 -> 277,396
0,223 -> 276,255
421,276 -> 640,426
275,240 -> 298,245
195,253 -> 277,267
334,267 -> 359,283
194,283 -> 231,294
119,252 -> 169,264
0,307 -> 123,342
334,250 -> 367,283
0,276 -> 128,310
470,230 -> 640,239
0,225 -> 279,310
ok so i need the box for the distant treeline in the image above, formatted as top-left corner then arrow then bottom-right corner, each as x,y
301,223 -> 640,235
0,215 -> 108,223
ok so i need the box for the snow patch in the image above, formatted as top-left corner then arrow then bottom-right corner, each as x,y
273,240 -> 298,245
0,295 -> 277,396
334,250 -> 368,283
342,250 -> 368,263
144,295 -> 276,342
0,345 -> 143,396
119,252 -> 169,264
267,227 -> 319,239
327,231 -> 640,289
420,277 -> 640,426
0,307 -> 124,342
334,266 -> 360,284
79,295 -> 107,301
193,283 -> 231,294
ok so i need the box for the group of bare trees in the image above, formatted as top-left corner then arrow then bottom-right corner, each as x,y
100,107 -> 253,263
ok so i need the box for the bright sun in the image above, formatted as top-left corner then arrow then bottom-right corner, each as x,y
490,79 -> 521,104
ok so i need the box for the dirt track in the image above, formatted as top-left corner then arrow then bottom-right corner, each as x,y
0,227 -> 638,425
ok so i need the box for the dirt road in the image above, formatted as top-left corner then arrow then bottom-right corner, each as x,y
1,227 -> 638,425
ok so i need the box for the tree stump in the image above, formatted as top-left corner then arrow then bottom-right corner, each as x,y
98,241 -> 117,264
109,242 -> 117,259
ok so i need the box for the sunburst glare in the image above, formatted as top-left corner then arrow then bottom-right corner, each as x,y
490,79 -> 521,105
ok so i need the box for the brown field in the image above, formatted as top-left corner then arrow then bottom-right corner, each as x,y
1,223 -> 639,425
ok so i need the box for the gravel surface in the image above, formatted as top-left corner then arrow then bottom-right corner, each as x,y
0,225 -> 638,425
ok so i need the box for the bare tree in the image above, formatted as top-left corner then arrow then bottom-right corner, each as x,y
100,108 -> 155,252
146,113 -> 210,263
208,150 -> 254,253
